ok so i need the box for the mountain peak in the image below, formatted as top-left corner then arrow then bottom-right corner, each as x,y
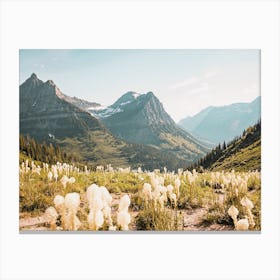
23,73 -> 40,83
21,73 -> 43,90
30,73 -> 38,79
126,91 -> 140,96
146,91 -> 154,96
45,80 -> 56,87
122,91 -> 141,100
99,89 -> 209,163
145,91 -> 157,101
111,91 -> 141,108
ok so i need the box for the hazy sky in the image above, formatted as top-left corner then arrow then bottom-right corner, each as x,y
19,49 -> 260,122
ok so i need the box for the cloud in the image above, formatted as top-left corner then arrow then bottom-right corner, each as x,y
170,76 -> 199,90
169,70 -> 217,92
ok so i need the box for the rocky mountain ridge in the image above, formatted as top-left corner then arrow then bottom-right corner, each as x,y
91,90 -> 210,162
178,97 -> 261,144
19,74 -> 206,169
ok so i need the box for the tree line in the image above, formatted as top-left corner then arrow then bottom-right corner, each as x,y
20,134 -> 77,164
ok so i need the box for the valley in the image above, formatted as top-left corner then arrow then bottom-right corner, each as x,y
19,73 -> 261,232
20,74 -> 210,169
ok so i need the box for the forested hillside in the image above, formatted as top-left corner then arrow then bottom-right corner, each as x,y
190,121 -> 261,172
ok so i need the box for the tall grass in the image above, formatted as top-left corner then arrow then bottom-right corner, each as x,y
19,157 -> 261,231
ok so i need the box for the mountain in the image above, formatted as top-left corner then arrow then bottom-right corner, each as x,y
178,106 -> 214,132
90,91 -> 210,163
20,74 -> 103,141
178,97 -> 261,144
19,74 -> 192,170
89,91 -> 141,119
111,91 -> 141,108
190,121 -> 261,172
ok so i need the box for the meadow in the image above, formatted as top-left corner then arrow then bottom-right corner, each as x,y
19,157 -> 261,231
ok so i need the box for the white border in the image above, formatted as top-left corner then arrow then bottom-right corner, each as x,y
0,1 -> 279,280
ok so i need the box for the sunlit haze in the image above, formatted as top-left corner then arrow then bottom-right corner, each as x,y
20,49 -> 260,122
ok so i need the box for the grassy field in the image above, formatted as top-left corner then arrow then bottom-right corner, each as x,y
19,156 -> 261,231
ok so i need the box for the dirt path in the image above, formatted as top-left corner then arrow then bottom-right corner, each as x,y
182,207 -> 233,231
182,208 -> 208,230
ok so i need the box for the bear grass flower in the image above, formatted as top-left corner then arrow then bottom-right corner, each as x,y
86,184 -> 113,230
44,206 -> 58,230
20,158 -> 260,232
236,218 -> 249,231
64,192 -> 81,231
240,196 -> 255,228
117,194 -> 131,230
228,205 -> 239,228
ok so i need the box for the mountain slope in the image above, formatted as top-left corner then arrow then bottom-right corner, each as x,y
178,106 -> 214,132
179,97 -> 261,144
191,121 -> 261,172
91,91 -> 210,163
20,74 -> 190,170
20,74 -> 105,140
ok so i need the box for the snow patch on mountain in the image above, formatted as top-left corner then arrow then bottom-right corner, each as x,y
119,100 -> 132,106
89,91 -> 143,119
132,93 -> 141,98
89,106 -> 124,118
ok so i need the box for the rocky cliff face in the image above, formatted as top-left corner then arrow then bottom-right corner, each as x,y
20,74 -> 102,141
19,74 -> 198,169
101,92 -> 176,144
92,91 -> 209,161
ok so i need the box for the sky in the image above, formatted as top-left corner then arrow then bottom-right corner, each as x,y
19,49 -> 260,122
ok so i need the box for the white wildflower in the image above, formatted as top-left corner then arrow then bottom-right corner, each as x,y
68,177 -> 76,184
236,218 -> 249,231
47,171 -> 53,181
44,206 -> 58,230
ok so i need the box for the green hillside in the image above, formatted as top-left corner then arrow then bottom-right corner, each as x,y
20,133 -> 188,171
191,121 -> 261,172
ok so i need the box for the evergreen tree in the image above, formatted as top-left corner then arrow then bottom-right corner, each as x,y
19,134 -> 77,164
